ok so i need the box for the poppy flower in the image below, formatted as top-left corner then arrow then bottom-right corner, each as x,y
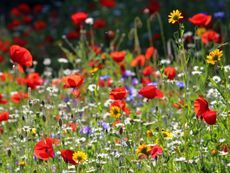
0,112 -> 9,122
11,92 -> 29,104
110,51 -> 126,63
60,149 -> 76,165
71,12 -> 88,25
34,20 -> 46,30
164,66 -> 176,80
18,3 -> 30,14
131,55 -> 146,67
93,19 -> 106,29
10,45 -> 33,67
66,31 -> 79,40
138,85 -> 164,99
203,110 -> 216,125
201,30 -> 220,44
10,7 -> 21,16
149,145 -> 163,159
194,96 -> 217,125
34,138 -> 57,160
110,87 -> 127,100
33,4 -> 43,13
100,0 -> 116,8
0,94 -> 8,105
194,96 -> 209,118
141,77 -> 151,85
189,13 -> 212,27
62,74 -> 84,88
146,0 -> 160,14
145,46 -> 156,60
23,15 -> 33,24
26,73 -> 43,89
143,66 -> 155,76
0,55 -> 4,63
7,19 -> 21,30
13,37 -> 27,47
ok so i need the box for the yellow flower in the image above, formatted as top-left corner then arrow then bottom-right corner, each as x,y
168,10 -> 183,24
136,144 -> 151,155
161,129 -> 173,140
196,27 -> 206,37
72,151 -> 87,164
146,130 -> 153,137
18,161 -> 26,166
90,67 -> 99,75
206,49 -> 223,65
31,128 -> 36,135
110,106 -> 122,119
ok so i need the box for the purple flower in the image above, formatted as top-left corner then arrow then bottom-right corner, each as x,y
63,97 -> 70,103
147,82 -> 158,87
100,75 -> 110,81
98,121 -> 110,130
176,81 -> 185,89
132,78 -> 139,85
214,12 -> 225,18
80,126 -> 92,135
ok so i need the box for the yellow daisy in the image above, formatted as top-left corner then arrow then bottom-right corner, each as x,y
168,10 -> 183,24
136,144 -> 151,155
110,106 -> 122,119
146,129 -> 153,137
196,27 -> 206,37
72,151 -> 87,165
206,49 -> 223,65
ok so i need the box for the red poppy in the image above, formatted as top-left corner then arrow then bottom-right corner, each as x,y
98,78 -> 112,87
11,92 -> 29,104
93,19 -> 106,29
201,30 -> 220,44
62,74 -> 84,88
145,46 -> 156,60
138,85 -> 164,99
23,15 -> 33,24
66,31 -> 79,40
34,138 -> 57,160
100,0 -> 116,8
194,96 -> 217,125
0,55 -> 4,63
194,96 -> 209,118
110,51 -> 126,63
0,94 -> 8,105
164,66 -> 176,80
203,110 -> 216,125
0,112 -> 9,122
60,149 -> 76,165
26,73 -> 43,89
10,7 -> 21,16
33,4 -> 43,13
110,87 -> 127,100
10,45 -> 33,67
71,12 -> 88,25
149,145 -> 163,159
18,3 -> 31,14
34,20 -> 46,30
7,19 -> 21,30
143,66 -> 155,76
146,0 -> 160,14
141,77 -> 151,85
13,37 -> 27,47
131,55 -> 146,67
189,13 -> 212,27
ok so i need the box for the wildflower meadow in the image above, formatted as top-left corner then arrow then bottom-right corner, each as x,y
0,0 -> 229,172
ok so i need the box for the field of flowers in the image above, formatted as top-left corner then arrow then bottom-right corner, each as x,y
0,0 -> 229,173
